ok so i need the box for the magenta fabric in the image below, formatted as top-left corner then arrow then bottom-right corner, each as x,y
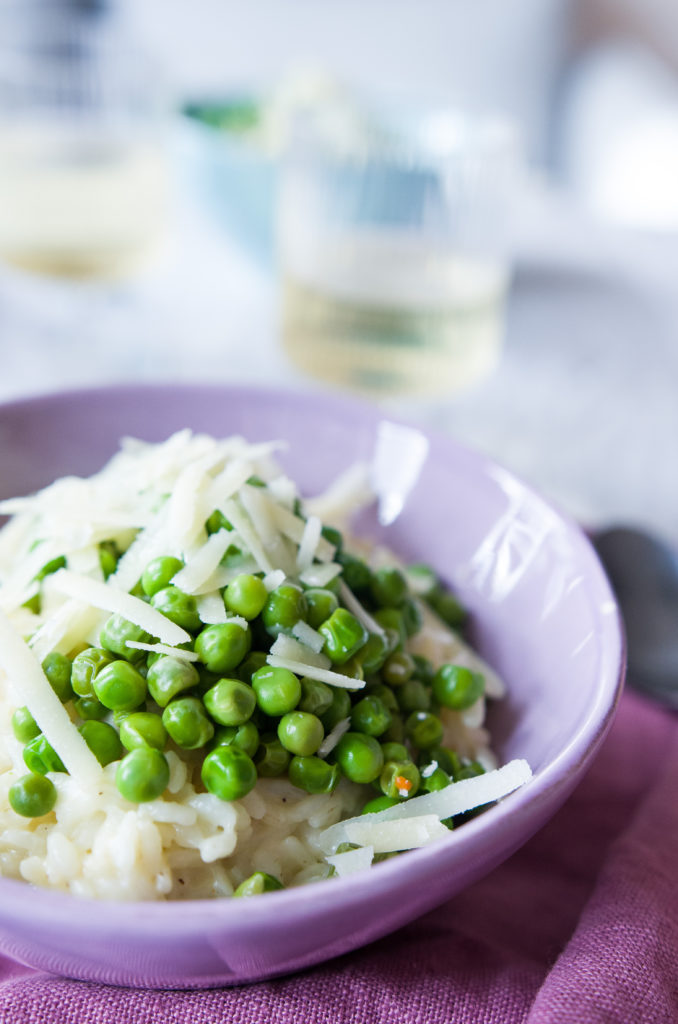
1,687 -> 676,1024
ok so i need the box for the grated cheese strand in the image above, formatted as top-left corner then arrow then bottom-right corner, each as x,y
296,515 -> 322,573
125,641 -> 200,662
0,609 -> 101,779
317,717 -> 350,758
326,845 -> 374,877
221,499 -> 274,574
338,581 -> 385,638
269,634 -> 331,669
171,529 -> 233,595
47,569 -> 191,647
266,655 -> 365,690
319,759 -> 532,853
344,815 -> 449,853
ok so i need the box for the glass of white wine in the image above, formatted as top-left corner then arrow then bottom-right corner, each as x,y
0,4 -> 168,279
277,104 -> 519,399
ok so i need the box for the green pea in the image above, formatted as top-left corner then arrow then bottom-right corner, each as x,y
79,721 -> 123,766
320,524 -> 343,556
233,872 -> 283,897
362,794 -> 400,814
205,510 -> 232,534
120,712 -> 168,752
98,540 -> 120,580
432,664 -> 485,711
373,608 -> 407,650
288,755 -> 339,794
141,556 -> 184,597
337,552 -> 372,593
220,543 -> 246,568
116,748 -> 170,803
396,678 -> 432,714
203,678 -> 256,726
412,654 -> 435,687
304,588 -> 339,630
23,735 -> 66,775
93,660 -> 147,712
380,760 -> 421,799
150,586 -> 201,633
146,655 -> 200,707
428,590 -> 468,629
381,741 -> 410,763
71,647 -> 115,698
298,677 -> 334,717
210,721 -> 260,758
224,574 -> 268,620
380,713 -> 405,744
34,555 -> 66,582
100,615 -> 151,663
73,695 -> 109,721
195,622 -> 252,673
251,666 -> 301,716
357,632 -> 390,675
319,686 -> 351,731
455,759 -> 486,782
404,563 -> 439,600
254,736 -> 290,777
334,732 -> 384,784
41,652 -> 73,703
370,567 -> 408,608
319,608 -> 368,665
428,746 -> 462,778
337,656 -> 364,683
406,710 -> 444,750
202,745 -> 257,800
277,712 -> 324,756
236,650 -> 269,684
335,841 -> 360,854
350,695 -> 392,738
382,651 -> 415,687
162,697 -> 214,749
262,584 -> 308,638
366,683 -> 399,714
401,597 -> 423,637
9,773 -> 57,818
22,592 -> 41,614
420,764 -> 451,792
12,707 -> 40,744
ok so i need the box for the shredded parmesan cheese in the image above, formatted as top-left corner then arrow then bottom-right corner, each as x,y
291,620 -> 325,654
338,581 -> 385,638
0,609 -> 101,779
266,655 -> 365,691
326,845 -> 374,877
171,530 -> 233,595
47,569 -> 191,647
317,717 -> 350,758
344,815 -> 449,852
125,641 -> 199,662
319,759 -> 532,853
296,515 -> 322,573
196,593 -> 229,625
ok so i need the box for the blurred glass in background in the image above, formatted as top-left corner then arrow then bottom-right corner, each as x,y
277,103 -> 518,397
0,0 -> 168,278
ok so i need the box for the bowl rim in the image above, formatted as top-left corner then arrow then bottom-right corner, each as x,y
0,382 -> 626,930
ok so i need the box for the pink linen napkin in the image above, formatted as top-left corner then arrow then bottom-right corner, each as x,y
2,688 -> 676,1024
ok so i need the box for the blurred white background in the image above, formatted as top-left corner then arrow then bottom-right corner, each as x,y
0,0 -> 677,541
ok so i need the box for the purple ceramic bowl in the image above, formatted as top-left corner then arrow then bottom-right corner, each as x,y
0,384 -> 624,988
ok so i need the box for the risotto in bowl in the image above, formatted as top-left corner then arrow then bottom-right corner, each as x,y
0,385 -> 623,987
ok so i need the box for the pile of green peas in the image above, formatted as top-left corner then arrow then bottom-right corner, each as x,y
9,527 -> 486,837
